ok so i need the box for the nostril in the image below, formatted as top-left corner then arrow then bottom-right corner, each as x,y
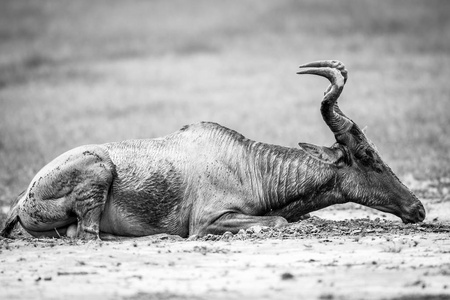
416,203 -> 426,221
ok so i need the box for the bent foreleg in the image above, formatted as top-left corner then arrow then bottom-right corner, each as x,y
197,212 -> 288,236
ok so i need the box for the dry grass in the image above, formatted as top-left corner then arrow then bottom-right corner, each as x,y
1,0 -> 449,211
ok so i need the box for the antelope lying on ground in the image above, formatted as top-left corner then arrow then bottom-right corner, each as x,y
1,60 -> 425,240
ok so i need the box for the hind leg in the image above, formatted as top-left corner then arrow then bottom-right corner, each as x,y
72,169 -> 112,239
23,223 -> 78,239
19,145 -> 114,240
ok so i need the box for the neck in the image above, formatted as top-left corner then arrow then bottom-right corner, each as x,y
247,142 -> 341,221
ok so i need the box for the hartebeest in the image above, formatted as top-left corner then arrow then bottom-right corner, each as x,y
1,60 -> 425,240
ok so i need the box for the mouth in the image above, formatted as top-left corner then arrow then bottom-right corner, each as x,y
401,204 -> 426,224
370,205 -> 397,215
371,203 -> 426,224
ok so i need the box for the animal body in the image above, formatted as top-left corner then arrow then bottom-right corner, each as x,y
1,60 -> 425,240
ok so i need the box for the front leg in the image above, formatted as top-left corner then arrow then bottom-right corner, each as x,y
198,212 -> 288,236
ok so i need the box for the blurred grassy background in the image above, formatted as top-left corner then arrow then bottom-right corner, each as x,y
1,0 -> 449,210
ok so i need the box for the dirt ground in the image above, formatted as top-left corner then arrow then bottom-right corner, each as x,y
1,1 -> 449,299
1,177 -> 450,300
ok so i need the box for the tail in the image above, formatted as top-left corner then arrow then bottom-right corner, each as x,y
0,191 -> 25,238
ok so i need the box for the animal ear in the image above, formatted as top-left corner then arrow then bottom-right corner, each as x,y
298,143 -> 342,165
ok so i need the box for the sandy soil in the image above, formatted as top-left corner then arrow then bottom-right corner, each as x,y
0,177 -> 449,300
1,2 -> 449,299
1,199 -> 450,300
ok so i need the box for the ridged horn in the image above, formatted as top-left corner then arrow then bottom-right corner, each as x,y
297,60 -> 353,135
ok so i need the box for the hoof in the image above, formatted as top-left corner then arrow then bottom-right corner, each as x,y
273,217 -> 289,228
66,224 -> 78,238
299,213 -> 311,220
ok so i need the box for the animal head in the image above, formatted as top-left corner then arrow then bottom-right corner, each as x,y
297,60 -> 425,224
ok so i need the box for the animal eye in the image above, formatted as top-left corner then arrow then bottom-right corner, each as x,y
365,149 -> 374,158
354,149 -> 365,160
373,164 -> 384,173
356,149 -> 384,173
354,149 -> 372,166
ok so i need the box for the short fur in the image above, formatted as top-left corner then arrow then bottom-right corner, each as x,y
1,61 -> 425,240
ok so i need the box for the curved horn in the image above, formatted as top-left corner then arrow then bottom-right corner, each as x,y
297,60 -> 353,135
